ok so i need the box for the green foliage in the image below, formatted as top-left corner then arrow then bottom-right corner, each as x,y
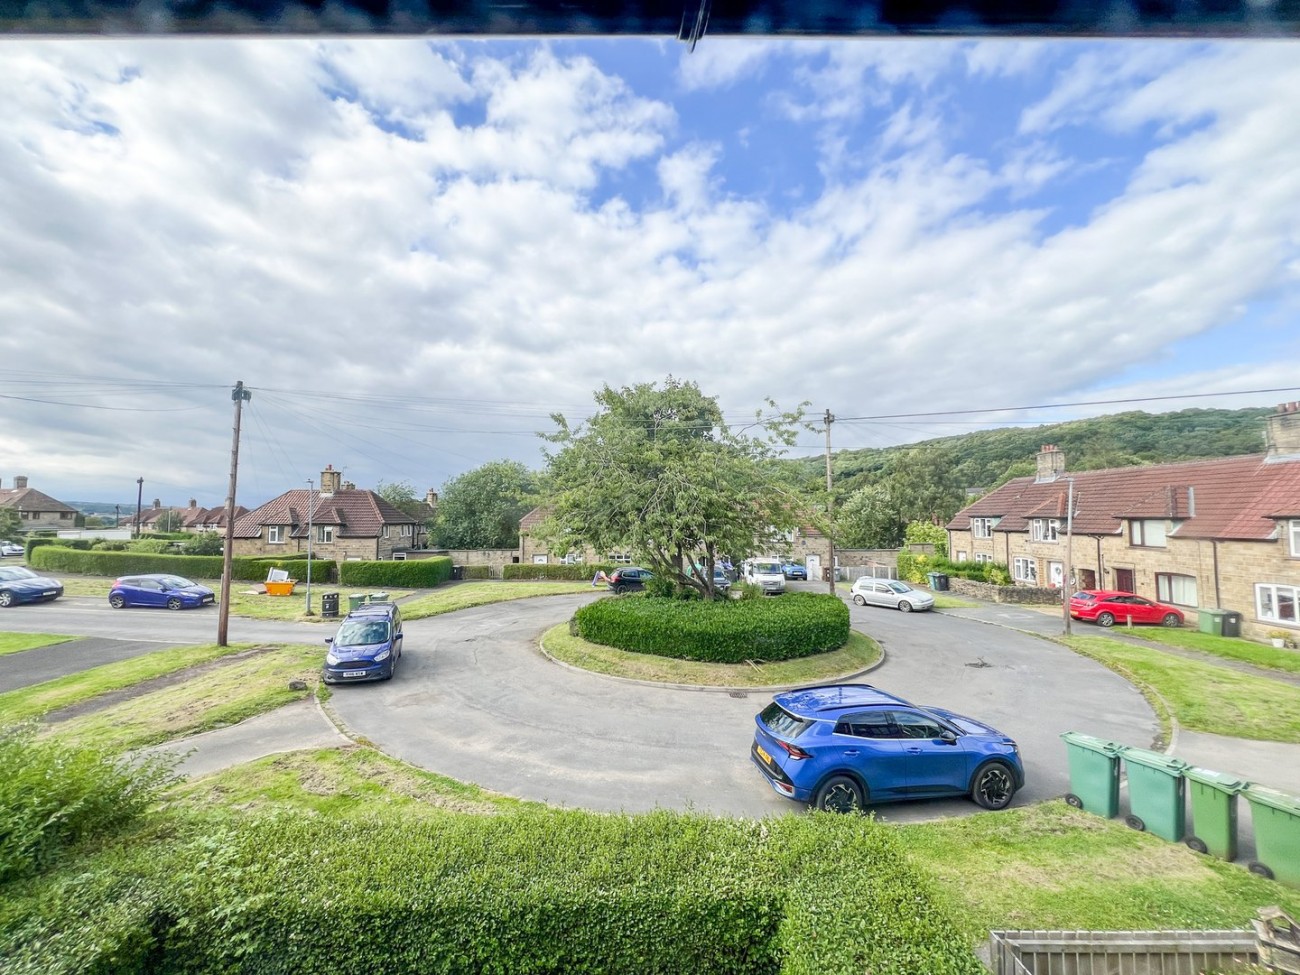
179,533 -> 223,556
733,581 -> 764,601
896,552 -> 1010,586
0,726 -> 176,884
434,460 -> 539,549
460,565 -> 492,580
503,563 -> 615,581
836,450 -> 967,549
338,557 -> 451,587
0,810 -> 980,975
0,507 -> 21,539
127,538 -> 172,554
575,592 -> 849,663
904,520 -> 948,557
27,546 -> 335,583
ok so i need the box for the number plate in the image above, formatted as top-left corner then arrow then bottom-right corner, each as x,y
343,670 -> 367,678
755,743 -> 773,766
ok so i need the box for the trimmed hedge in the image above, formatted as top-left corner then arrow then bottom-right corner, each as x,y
0,809 -> 982,975
461,565 -> 492,580
504,563 -> 615,581
574,592 -> 850,663
27,547 -> 336,583
338,557 -> 452,588
897,551 -> 1012,587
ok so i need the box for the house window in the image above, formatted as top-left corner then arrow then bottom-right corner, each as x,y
317,526 -> 334,543
955,551 -> 968,563
1257,583 -> 1299,625
975,553 -> 993,564
1013,557 -> 1038,584
20,511 -> 29,519
60,512 -> 74,520
1289,520 -> 1300,558
560,552 -> 586,565
1156,573 -> 1198,607
382,526 -> 389,538
972,518 -> 994,539
1129,519 -> 1167,547
267,526 -> 284,544
608,552 -> 632,564
402,524 -> 412,536
1031,519 -> 1060,543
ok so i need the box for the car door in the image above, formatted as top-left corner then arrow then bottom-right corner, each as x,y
871,582 -> 896,608
1125,596 -> 1162,623
832,711 -> 909,800
892,709 -> 971,796
131,578 -> 165,607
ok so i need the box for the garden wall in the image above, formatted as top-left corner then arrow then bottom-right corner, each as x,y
948,578 -> 1063,605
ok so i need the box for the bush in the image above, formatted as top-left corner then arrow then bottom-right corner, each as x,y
0,726 -> 176,884
338,558 -> 452,588
460,565 -> 492,580
503,563 -> 616,581
574,592 -> 850,663
896,552 -> 1012,587
27,547 -> 335,583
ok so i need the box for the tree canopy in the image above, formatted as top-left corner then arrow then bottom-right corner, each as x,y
540,378 -> 805,598
433,461 -> 538,550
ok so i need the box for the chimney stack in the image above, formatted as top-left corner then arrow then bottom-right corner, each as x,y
320,465 -> 343,495
188,498 -> 197,508
14,475 -> 28,490
1035,445 -> 1066,483
426,489 -> 438,506
1265,402 -> 1300,461
152,498 -> 161,508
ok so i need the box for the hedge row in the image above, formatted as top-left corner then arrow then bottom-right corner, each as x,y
338,557 -> 452,588
504,563 -> 615,581
461,565 -> 492,580
897,551 -> 1012,587
27,547 -> 335,583
574,592 -> 850,663
0,808 -> 982,975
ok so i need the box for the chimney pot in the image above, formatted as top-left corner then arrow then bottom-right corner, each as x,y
14,475 -> 28,489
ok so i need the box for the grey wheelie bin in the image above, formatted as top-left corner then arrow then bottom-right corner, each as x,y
1243,785 -> 1300,887
1118,746 -> 1188,842
1060,732 -> 1122,818
1184,767 -> 1248,861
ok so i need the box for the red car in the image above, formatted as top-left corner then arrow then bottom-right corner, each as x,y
1069,590 -> 1184,628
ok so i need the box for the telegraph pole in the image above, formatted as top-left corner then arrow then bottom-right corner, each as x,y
824,409 -> 836,597
134,477 -> 144,538
1062,477 -> 1076,636
218,381 -> 252,647
305,477 -> 315,616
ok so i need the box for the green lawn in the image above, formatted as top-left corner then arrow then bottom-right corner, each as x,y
542,624 -> 880,686
1062,634 -> 1300,742
400,581 -> 594,620
932,594 -> 980,609
1128,626 -> 1300,675
0,632 -> 75,657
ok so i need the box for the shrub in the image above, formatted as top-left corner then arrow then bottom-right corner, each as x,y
180,534 -> 224,556
574,592 -> 850,663
460,565 -> 492,580
338,558 -> 452,588
503,563 -> 616,581
27,547 -> 335,583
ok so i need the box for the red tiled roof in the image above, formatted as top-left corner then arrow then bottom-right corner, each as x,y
948,454 -> 1300,542
233,489 -> 419,539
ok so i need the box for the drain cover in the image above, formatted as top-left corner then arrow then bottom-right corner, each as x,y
729,691 -> 748,698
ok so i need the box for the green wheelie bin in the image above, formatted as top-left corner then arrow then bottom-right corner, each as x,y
347,593 -> 367,611
1184,767 -> 1248,860
1060,732 -> 1122,818
1243,785 -> 1300,887
1118,746 -> 1188,842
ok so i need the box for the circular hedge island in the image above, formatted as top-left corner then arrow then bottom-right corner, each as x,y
573,591 -> 851,664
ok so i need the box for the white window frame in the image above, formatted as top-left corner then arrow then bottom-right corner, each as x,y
267,525 -> 284,544
381,525 -> 389,538
402,524 -> 412,536
955,551 -> 968,563
1289,519 -> 1300,558
971,517 -> 994,539
1129,519 -> 1167,548
317,525 -> 334,543
1013,557 -> 1038,584
974,553 -> 993,564
1032,519 -> 1060,543
1256,583 -> 1299,626
608,552 -> 633,565
560,552 -> 586,565
1156,572 -> 1198,607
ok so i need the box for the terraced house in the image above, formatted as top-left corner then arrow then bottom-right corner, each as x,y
946,403 -> 1300,643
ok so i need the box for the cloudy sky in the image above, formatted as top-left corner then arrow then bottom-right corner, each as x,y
2,36 -> 1298,508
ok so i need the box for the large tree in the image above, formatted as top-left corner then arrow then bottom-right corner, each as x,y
433,461 -> 538,549
0,508 -> 20,540
540,378 -> 804,598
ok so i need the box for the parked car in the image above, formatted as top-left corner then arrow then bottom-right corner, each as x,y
1069,590 -> 1184,627
607,566 -> 653,594
323,602 -> 403,684
108,574 -> 215,610
0,566 -> 63,606
712,566 -> 731,592
750,683 -> 1024,813
849,578 -> 935,613
782,562 -> 808,580
743,558 -> 786,595
0,541 -> 24,558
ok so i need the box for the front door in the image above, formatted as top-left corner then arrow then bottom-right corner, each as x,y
1048,561 -> 1064,588
806,555 -> 821,581
1114,567 -> 1135,593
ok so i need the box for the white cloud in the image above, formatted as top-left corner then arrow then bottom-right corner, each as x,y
677,39 -> 776,91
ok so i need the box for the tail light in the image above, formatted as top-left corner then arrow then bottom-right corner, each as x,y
774,739 -> 812,761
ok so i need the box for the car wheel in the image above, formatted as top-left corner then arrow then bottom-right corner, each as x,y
613,584 -> 626,594
109,594 -> 126,609
813,775 -> 864,814
1161,613 -> 1181,627
0,590 -> 13,608
852,594 -> 866,606
970,762 -> 1016,810
898,600 -> 913,613
1096,611 -> 1115,627
166,597 -> 183,611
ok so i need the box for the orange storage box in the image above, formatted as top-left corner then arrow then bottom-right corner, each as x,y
264,580 -> 296,596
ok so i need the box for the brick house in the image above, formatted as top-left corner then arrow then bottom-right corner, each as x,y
231,465 -> 427,560
0,476 -> 79,533
945,403 -> 1300,642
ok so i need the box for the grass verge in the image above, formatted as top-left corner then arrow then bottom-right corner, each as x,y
932,594 -> 980,610
0,643 -> 258,724
901,801 -> 1300,937
41,644 -> 324,751
541,623 -> 880,686
1062,635 -> 1300,742
400,581 -> 594,620
1126,626 -> 1300,676
0,632 -> 75,657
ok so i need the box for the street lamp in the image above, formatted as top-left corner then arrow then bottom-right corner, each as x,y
305,477 -> 314,616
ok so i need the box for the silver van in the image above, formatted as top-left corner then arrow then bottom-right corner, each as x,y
743,558 -> 786,595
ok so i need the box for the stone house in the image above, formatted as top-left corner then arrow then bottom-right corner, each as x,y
231,465 -> 426,560
945,403 -> 1300,642
0,476 -> 78,534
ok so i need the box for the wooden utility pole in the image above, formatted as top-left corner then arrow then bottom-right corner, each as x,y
218,381 -> 252,647
1062,477 -> 1076,636
824,408 -> 836,597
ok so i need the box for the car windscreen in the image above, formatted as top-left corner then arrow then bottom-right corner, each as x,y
0,567 -> 36,581
759,702 -> 813,739
336,621 -> 390,646
886,582 -> 913,593
752,562 -> 781,574
159,576 -> 193,589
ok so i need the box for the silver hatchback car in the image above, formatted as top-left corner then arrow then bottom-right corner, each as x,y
849,578 -> 935,613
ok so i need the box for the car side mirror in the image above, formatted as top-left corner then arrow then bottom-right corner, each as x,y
939,729 -> 959,744
325,637 -> 333,645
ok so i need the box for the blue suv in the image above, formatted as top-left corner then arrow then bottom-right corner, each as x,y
751,683 -> 1023,813
323,602 -> 403,684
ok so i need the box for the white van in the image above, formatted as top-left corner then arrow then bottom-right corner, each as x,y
743,558 -> 786,595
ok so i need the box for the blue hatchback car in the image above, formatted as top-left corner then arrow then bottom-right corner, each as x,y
323,602 -> 403,684
0,566 -> 63,607
751,683 -> 1024,813
109,574 -> 215,610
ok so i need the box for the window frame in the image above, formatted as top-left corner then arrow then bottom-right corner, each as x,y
1256,582 -> 1299,626
1129,519 -> 1168,548
317,525 -> 334,543
1155,572 -> 1198,607
1289,519 -> 1300,558
971,517 -> 994,539
608,552 -> 633,565
1031,518 -> 1060,543
267,525 -> 284,544
974,553 -> 993,564
1013,557 -> 1038,584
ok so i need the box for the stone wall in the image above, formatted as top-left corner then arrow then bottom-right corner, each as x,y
948,577 -> 1063,605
